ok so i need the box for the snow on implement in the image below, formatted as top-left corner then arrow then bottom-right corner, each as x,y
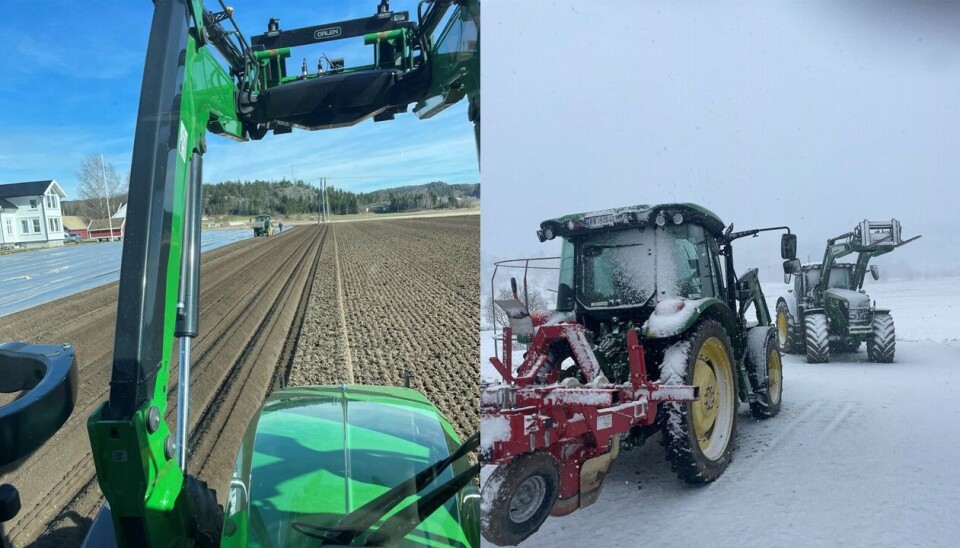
776,219 -> 920,363
480,204 -> 794,545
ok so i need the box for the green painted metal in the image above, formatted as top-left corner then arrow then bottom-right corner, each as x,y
221,386 -> 477,547
364,29 -> 406,44
87,13 -> 244,545
84,1 -> 479,545
415,2 -> 480,120
254,47 -> 291,61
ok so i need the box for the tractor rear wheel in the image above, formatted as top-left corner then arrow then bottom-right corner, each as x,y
748,329 -> 783,419
804,313 -> 830,363
867,312 -> 896,363
660,320 -> 737,484
481,452 -> 559,546
775,300 -> 800,354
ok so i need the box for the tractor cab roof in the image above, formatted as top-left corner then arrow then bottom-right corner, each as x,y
538,203 -> 726,242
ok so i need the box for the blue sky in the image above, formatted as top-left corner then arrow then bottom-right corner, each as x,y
0,1 -> 478,197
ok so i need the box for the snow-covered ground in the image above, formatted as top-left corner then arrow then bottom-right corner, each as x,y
0,227 -> 295,318
481,277 -> 960,547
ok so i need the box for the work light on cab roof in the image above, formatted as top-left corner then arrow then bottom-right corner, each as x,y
537,203 -> 727,242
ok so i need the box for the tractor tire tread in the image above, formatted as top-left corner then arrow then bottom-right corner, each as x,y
185,475 -> 223,548
481,453 -> 559,546
776,300 -> 801,354
749,329 -> 783,420
659,320 -> 737,484
867,313 -> 896,363
804,313 -> 830,363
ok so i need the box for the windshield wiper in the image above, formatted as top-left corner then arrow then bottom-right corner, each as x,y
292,431 -> 480,545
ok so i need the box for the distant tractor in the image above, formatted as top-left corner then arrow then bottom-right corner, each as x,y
480,203 -> 795,545
776,219 -> 920,364
253,214 -> 273,237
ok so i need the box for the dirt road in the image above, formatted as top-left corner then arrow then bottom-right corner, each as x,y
0,215 -> 479,546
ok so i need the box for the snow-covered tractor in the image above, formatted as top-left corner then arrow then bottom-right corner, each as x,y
775,219 -> 920,364
480,203 -> 794,545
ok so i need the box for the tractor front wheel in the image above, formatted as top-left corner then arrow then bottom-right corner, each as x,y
185,474 -> 223,547
867,312 -> 895,363
748,329 -> 783,419
660,320 -> 738,484
775,300 -> 800,354
804,313 -> 830,363
481,452 -> 559,546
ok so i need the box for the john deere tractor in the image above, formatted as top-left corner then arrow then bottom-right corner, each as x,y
253,214 -> 272,237
480,204 -> 795,545
776,219 -> 919,364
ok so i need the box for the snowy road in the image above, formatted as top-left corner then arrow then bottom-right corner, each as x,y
481,277 -> 960,547
0,227 -> 294,318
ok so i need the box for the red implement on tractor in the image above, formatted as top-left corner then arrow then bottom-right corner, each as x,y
481,204 -> 794,545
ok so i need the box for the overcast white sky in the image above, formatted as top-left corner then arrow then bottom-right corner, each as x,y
481,0 -> 959,289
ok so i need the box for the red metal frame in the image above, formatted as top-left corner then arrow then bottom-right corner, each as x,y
481,326 -> 698,513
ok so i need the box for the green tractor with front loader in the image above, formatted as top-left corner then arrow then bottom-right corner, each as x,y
1,1 -> 480,546
253,214 -> 273,237
776,219 -> 920,364
480,204 -> 795,545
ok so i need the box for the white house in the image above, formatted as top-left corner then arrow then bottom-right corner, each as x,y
0,180 -> 68,249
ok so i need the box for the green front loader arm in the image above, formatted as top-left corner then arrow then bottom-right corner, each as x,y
816,220 -> 921,295
85,1 -> 480,545
87,1 -> 243,545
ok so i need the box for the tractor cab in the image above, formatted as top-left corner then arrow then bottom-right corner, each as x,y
543,204 -> 727,330
795,263 -> 857,297
481,203 -> 793,545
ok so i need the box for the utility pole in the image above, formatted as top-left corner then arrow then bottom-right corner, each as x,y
101,154 -> 115,241
324,178 -> 331,222
317,177 -> 327,225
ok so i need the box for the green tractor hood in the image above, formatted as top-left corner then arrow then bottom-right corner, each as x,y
222,385 -> 477,547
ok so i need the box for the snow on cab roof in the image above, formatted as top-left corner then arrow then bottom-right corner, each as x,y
539,203 -> 726,239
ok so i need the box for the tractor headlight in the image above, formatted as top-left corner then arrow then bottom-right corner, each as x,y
655,212 -> 667,227
543,227 -> 555,240
673,212 -> 684,225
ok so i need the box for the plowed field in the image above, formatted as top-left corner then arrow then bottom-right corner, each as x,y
0,213 -> 478,546
289,215 -> 480,440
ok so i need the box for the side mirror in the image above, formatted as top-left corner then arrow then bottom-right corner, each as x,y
869,265 -> 880,281
510,277 -> 519,300
781,233 -> 797,260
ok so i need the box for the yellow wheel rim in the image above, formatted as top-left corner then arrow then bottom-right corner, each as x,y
776,310 -> 789,346
768,348 -> 782,405
691,337 -> 734,455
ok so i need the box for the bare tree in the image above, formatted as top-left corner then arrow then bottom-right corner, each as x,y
76,155 -> 126,219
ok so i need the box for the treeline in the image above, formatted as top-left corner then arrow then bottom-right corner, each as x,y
203,179 -> 478,216
63,180 -> 479,218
